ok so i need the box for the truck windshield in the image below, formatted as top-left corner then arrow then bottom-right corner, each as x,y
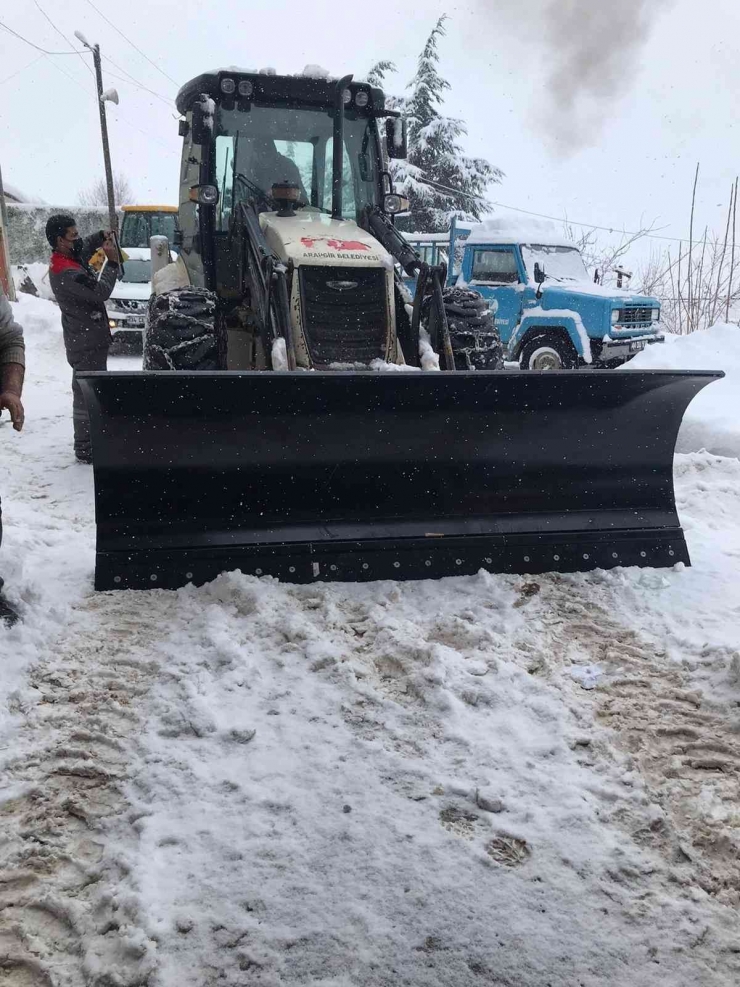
119,259 -> 151,284
120,212 -> 177,249
521,244 -> 589,283
215,105 -> 382,228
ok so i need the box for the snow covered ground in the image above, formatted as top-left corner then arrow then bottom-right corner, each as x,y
1,297 -> 740,986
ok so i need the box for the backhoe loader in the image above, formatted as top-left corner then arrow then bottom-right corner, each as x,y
78,68 -> 720,591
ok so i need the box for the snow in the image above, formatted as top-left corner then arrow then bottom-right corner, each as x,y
625,323 -> 740,459
2,182 -> 35,203
466,216 -> 575,248
390,116 -> 405,149
271,336 -> 288,370
152,256 -> 190,295
12,262 -> 55,301
2,297 -> 740,985
302,64 -> 331,79
419,326 -> 441,370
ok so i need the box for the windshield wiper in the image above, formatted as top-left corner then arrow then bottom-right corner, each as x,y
234,172 -> 273,209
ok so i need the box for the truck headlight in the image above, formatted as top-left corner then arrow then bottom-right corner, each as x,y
611,309 -> 621,325
651,308 -> 660,321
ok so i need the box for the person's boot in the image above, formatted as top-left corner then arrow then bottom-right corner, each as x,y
0,579 -> 19,627
0,594 -> 20,627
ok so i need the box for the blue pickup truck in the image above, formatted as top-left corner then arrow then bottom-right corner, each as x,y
404,220 -> 664,370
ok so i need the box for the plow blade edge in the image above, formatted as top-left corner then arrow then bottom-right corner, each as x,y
78,370 -> 721,590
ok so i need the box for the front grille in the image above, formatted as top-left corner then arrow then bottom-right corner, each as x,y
299,266 -> 388,366
618,306 -> 653,324
114,298 -> 148,313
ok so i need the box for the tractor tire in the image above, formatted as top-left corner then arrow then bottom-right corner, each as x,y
143,287 -> 225,370
423,287 -> 504,370
519,331 -> 579,371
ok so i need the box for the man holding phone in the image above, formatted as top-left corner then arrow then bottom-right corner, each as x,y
46,214 -> 120,463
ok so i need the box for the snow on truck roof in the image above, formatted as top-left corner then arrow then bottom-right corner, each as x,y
465,217 -> 576,249
402,219 -> 577,249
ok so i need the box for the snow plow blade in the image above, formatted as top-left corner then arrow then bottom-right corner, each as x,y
78,370 -> 721,591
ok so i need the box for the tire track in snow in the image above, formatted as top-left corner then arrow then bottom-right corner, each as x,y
0,592 -> 171,987
516,580 -> 740,922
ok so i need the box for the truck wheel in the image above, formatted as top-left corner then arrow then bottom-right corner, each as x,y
519,332 -> 578,371
423,287 -> 504,370
143,287 -> 225,370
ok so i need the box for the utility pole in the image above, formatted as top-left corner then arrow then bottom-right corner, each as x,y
0,162 -> 16,301
75,32 -> 119,231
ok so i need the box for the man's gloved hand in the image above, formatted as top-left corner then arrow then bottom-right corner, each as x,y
0,391 -> 24,431
102,233 -> 120,264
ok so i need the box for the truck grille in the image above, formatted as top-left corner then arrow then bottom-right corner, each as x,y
299,266 -> 388,367
618,306 -> 654,325
113,298 -> 148,313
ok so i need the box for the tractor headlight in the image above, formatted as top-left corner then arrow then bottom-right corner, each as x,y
189,184 -> 219,205
651,308 -> 660,321
220,78 -> 236,94
237,79 -> 254,97
355,90 -> 369,108
343,88 -> 352,105
611,309 -> 621,325
384,193 -> 409,215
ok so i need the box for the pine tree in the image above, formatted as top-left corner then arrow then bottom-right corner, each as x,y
372,16 -> 502,233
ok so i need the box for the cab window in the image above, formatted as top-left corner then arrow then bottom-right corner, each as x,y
471,248 -> 520,284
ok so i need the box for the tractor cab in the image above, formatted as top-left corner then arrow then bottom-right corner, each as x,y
174,69 -> 408,295
119,205 -> 178,249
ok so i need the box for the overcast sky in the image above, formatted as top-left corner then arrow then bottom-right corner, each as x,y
2,0 -> 739,266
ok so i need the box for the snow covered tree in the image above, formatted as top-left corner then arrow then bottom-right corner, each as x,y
373,17 -> 502,233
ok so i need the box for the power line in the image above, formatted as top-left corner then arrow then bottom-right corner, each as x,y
0,18 -> 85,54
101,54 -> 175,107
79,0 -> 179,87
413,175 -> 700,246
42,52 -> 175,152
0,53 -> 45,86
32,0 -> 94,79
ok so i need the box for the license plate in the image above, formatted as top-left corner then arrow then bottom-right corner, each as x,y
126,317 -> 145,328
630,340 -> 646,352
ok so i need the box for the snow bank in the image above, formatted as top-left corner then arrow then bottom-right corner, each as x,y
626,323 -> 740,458
12,262 -> 55,301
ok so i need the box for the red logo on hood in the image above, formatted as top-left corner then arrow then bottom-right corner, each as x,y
301,236 -> 370,252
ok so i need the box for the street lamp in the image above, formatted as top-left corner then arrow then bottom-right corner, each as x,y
75,31 -> 119,232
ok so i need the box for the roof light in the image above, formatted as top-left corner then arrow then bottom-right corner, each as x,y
355,90 -> 369,107
237,79 -> 254,97
220,78 -> 236,94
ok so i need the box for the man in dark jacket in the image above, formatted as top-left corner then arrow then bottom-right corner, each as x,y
0,285 -> 25,625
46,214 -> 120,463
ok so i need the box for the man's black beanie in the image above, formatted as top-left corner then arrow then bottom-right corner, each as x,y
45,213 -> 76,249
